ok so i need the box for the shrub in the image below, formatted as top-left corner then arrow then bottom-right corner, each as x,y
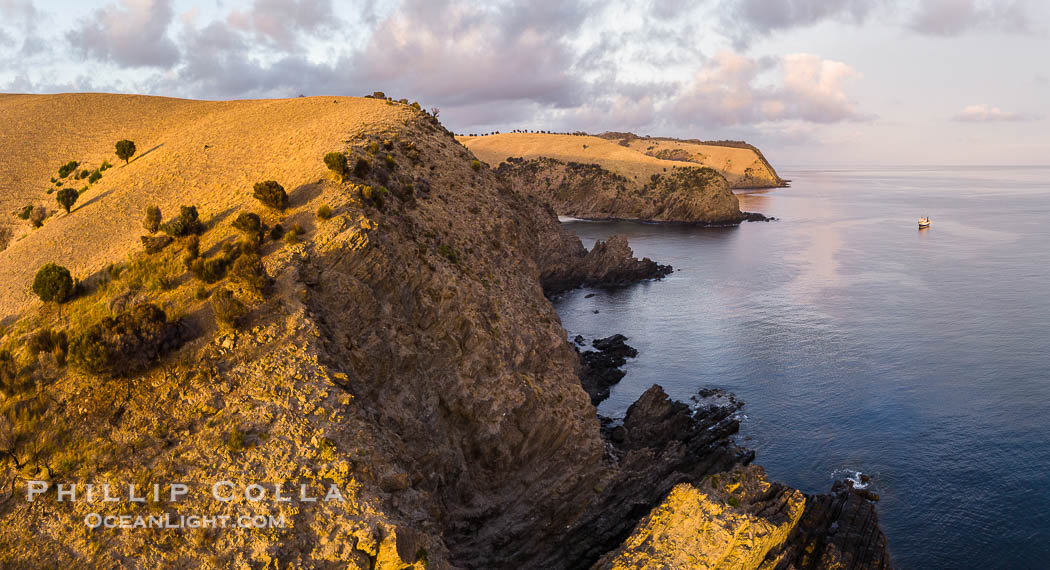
227,428 -> 245,453
141,235 -> 173,254
29,205 -> 48,228
58,161 -> 79,178
284,223 -> 304,245
437,244 -> 459,264
383,154 -> 396,169
18,205 -> 33,220
27,328 -> 68,359
230,253 -> 267,294
50,177 -> 57,183
252,180 -> 288,211
54,181 -> 62,187
324,152 -> 348,182
143,205 -> 161,233
471,159 -> 482,171
88,170 -> 101,184
68,303 -> 182,375
161,206 -> 203,237
232,212 -> 263,237
368,141 -> 380,154
115,139 -> 136,164
189,256 -> 230,284
211,288 -> 246,329
77,169 -> 89,180
352,157 -> 372,179
32,263 -> 74,303
195,285 -> 210,300
410,101 -> 421,111
56,188 -> 78,213
316,204 -> 332,220
100,160 -> 112,172
270,224 -> 285,240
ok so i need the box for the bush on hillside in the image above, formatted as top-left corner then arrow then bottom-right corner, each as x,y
316,204 -> 332,220
115,139 -> 136,164
471,159 -> 482,171
56,188 -> 78,213
32,263 -> 74,303
29,205 -> 48,228
229,253 -> 267,294
210,288 -> 246,329
324,152 -> 349,182
252,180 -> 288,211
143,205 -> 162,233
58,161 -> 79,178
88,170 -> 101,184
284,223 -> 304,245
161,206 -> 204,237
18,205 -> 32,220
68,303 -> 182,376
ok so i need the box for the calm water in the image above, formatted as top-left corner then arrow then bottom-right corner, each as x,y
553,166 -> 1050,569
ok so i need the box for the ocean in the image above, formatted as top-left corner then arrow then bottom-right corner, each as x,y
553,165 -> 1050,568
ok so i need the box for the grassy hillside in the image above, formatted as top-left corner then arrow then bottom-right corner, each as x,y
458,132 -> 784,189
0,94 -> 411,316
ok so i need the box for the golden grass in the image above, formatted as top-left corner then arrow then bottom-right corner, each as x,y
458,132 -> 778,187
0,93 -> 412,316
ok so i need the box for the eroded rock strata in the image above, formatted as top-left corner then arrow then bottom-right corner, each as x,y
496,156 -> 751,224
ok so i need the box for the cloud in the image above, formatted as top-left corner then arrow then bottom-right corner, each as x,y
907,0 -> 1042,36
71,0 -> 180,68
669,51 -> 864,127
951,104 -> 1039,122
227,0 -> 339,50
346,0 -> 592,108
724,0 -> 882,34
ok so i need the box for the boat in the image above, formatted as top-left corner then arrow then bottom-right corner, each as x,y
918,216 -> 931,228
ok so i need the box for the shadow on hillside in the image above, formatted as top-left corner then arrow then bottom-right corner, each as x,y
206,207 -> 237,233
76,188 -> 115,211
126,143 -> 165,166
289,182 -> 323,208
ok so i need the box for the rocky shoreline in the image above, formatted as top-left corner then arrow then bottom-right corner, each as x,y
567,330 -> 891,568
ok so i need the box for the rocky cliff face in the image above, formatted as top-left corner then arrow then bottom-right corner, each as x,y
496,156 -> 749,224
0,98 -> 883,569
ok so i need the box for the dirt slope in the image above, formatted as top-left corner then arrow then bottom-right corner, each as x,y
0,94 -> 411,317
458,131 -> 784,189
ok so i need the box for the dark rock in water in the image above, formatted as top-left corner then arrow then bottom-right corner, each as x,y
740,211 -> 776,222
593,309 -> 600,314
584,293 -> 597,298
541,234 -> 673,295
578,334 -> 638,405
592,334 -> 638,358
572,334 -> 586,346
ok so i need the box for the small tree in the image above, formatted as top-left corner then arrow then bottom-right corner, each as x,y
143,205 -> 161,233
32,263 -> 74,303
115,139 -> 136,164
161,206 -> 203,237
29,205 -> 47,228
56,188 -> 78,213
324,152 -> 349,182
252,180 -> 288,211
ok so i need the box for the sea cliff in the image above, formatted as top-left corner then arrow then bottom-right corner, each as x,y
0,94 -> 883,568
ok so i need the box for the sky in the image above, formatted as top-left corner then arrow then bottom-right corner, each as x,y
1,0 -> 1048,166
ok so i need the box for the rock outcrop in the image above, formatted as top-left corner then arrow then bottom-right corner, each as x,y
496,156 -> 749,224
577,334 -> 639,405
